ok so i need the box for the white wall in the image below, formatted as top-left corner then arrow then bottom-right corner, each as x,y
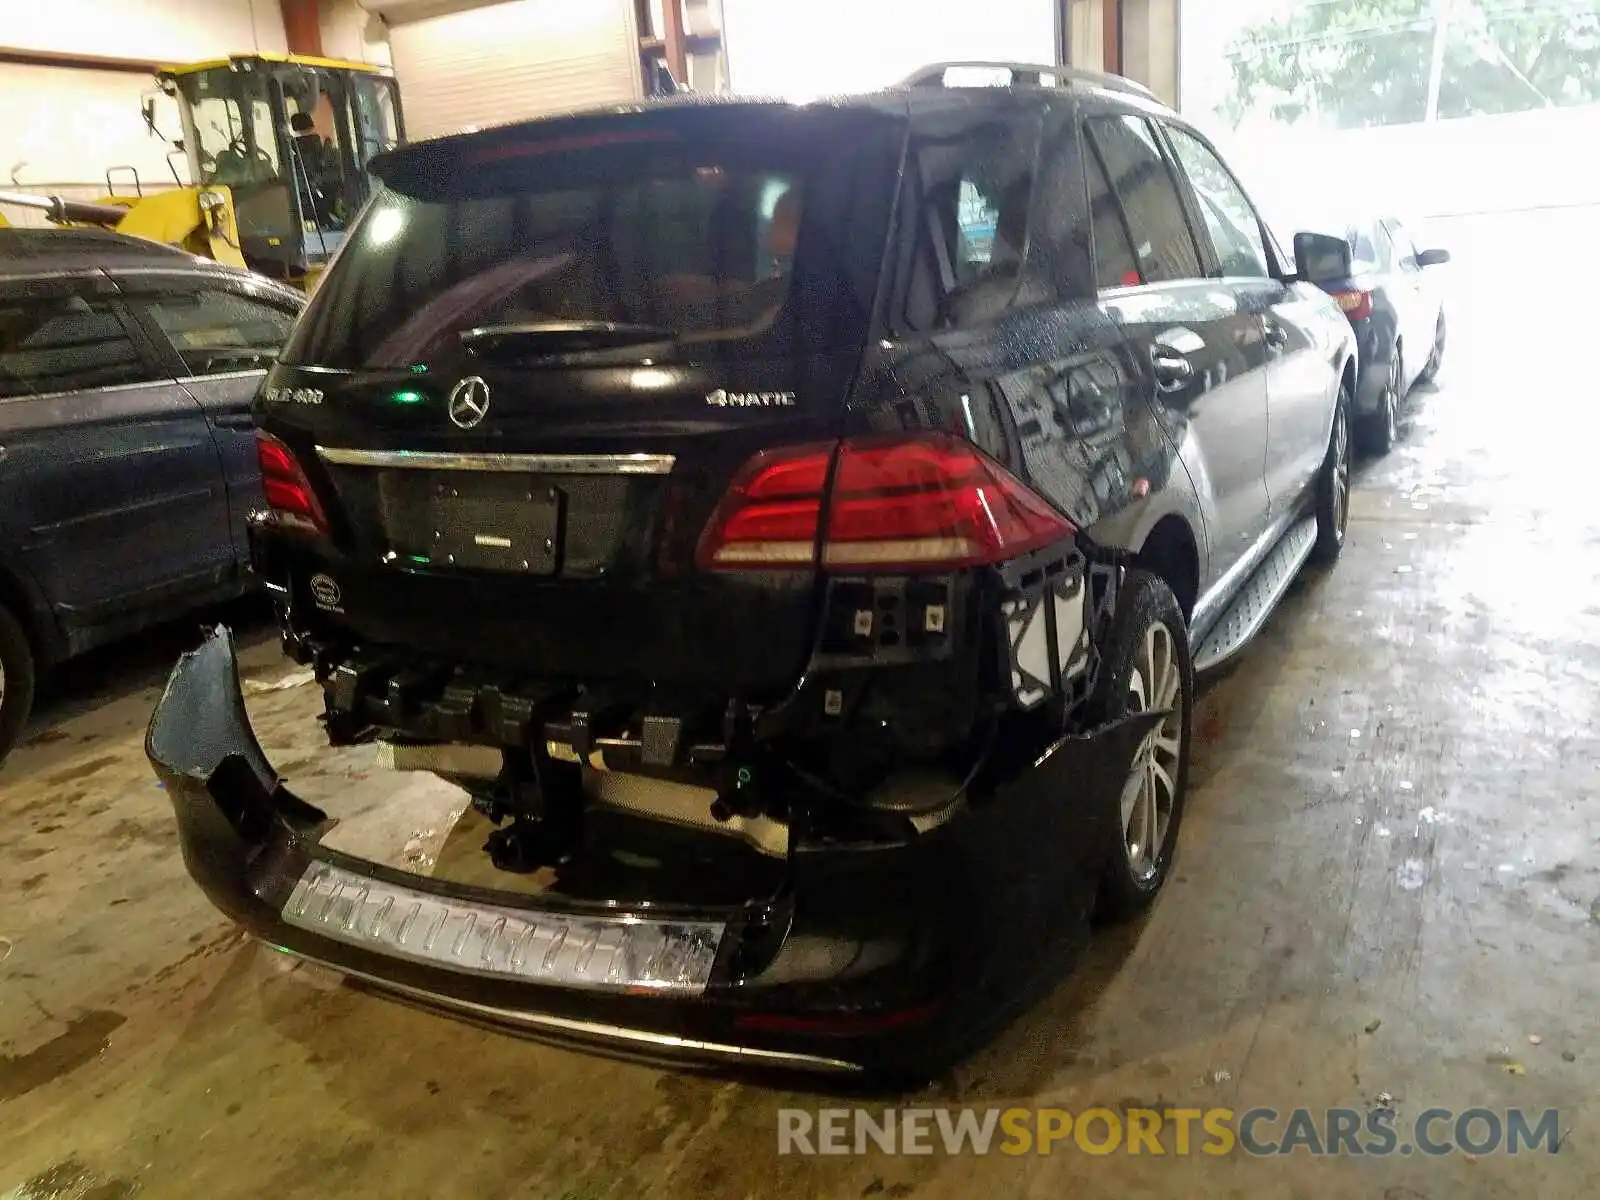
2,0 -> 289,216
7,0 -> 287,61
0,64 -> 189,194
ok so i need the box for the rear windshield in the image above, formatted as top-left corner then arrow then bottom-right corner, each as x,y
283,108 -> 902,371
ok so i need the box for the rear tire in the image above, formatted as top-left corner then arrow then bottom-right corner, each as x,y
0,602 -> 36,764
1091,568 -> 1193,922
1311,382 -> 1352,567
1418,312 -> 1446,384
1358,346 -> 1400,457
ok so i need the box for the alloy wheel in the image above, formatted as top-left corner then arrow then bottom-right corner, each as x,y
1384,357 -> 1400,445
1332,403 -> 1351,538
1119,620 -> 1185,881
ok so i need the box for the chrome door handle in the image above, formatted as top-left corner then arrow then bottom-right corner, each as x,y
1151,346 -> 1193,391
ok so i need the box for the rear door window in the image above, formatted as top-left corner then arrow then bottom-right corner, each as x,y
0,291 -> 154,399
1084,144 -> 1141,290
1085,115 -> 1202,284
137,286 -> 298,376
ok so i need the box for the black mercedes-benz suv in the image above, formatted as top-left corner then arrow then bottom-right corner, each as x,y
148,63 -> 1357,1078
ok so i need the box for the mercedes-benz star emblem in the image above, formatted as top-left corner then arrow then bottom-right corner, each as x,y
447,376 -> 491,429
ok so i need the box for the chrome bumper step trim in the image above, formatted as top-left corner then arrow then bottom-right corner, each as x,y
282,860 -> 725,995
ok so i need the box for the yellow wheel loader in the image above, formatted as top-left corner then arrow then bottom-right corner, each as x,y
0,53 -> 403,290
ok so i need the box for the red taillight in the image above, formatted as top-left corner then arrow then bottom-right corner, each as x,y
696,440 -> 834,569
696,432 -> 1075,572
1332,289 -> 1373,321
256,431 -> 328,535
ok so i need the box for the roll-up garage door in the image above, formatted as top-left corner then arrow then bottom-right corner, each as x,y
722,0 -> 1057,96
371,0 -> 642,141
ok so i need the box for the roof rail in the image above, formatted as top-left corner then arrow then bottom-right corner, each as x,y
897,61 -> 1158,103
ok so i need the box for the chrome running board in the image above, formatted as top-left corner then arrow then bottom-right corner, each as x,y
1193,516 -> 1318,674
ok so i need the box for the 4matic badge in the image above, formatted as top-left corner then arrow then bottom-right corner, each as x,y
706,388 -> 796,409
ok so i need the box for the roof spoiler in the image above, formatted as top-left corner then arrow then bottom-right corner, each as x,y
897,61 -> 1157,103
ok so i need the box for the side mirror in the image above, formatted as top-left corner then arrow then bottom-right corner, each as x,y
1416,247 -> 1451,267
1293,231 -> 1353,284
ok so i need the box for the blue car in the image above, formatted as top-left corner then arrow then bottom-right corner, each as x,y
1296,215 -> 1451,455
0,229 -> 303,761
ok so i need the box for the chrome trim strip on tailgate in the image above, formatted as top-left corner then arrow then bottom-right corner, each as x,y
281,861 -> 724,995
276,948 -> 864,1074
316,447 -> 676,475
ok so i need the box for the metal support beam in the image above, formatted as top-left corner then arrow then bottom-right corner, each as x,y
661,0 -> 688,85
280,0 -> 325,58
1063,0 -> 1106,72
1117,0 -> 1180,107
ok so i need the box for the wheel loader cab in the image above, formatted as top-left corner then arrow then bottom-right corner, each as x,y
161,55 -> 403,286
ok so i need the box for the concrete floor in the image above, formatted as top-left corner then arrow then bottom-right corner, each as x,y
3,208 -> 1598,1198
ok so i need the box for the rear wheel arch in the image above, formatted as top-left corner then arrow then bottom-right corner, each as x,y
0,566 -> 48,760
1135,515 -> 1200,623
0,560 -> 63,671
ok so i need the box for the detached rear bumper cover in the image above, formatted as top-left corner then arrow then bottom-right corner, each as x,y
147,627 -> 1158,1075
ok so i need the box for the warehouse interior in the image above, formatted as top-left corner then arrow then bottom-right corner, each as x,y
3,1 -> 1598,1196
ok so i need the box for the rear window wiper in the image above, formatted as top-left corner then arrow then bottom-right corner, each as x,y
459,321 -> 681,360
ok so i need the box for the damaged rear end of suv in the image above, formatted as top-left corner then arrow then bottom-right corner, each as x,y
147,91 -> 1189,1079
